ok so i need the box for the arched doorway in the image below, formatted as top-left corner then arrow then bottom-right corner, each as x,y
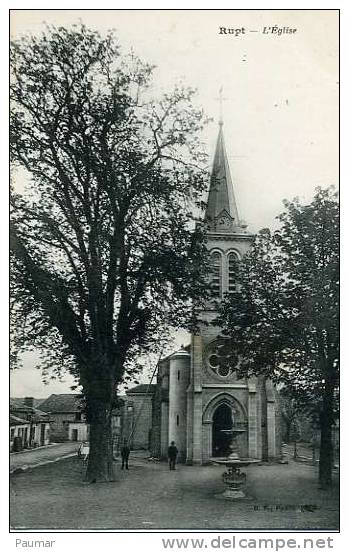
212,403 -> 232,457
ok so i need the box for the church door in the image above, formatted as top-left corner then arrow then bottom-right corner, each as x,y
212,403 -> 232,457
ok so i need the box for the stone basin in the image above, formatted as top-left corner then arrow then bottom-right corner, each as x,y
212,458 -> 260,468
212,458 -> 260,500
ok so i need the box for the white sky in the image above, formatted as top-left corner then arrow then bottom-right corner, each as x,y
10,9 -> 338,398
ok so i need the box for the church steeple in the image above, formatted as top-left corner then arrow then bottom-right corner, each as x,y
204,122 -> 241,232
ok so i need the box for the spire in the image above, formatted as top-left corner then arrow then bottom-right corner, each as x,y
218,86 -> 225,126
204,123 -> 240,231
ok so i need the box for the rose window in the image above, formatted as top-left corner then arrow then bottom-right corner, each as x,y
205,339 -> 238,378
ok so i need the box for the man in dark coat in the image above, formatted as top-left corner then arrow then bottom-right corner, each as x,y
168,441 -> 178,470
121,440 -> 130,470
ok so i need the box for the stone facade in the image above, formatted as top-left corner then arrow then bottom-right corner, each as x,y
67,421 -> 89,442
47,412 -> 81,441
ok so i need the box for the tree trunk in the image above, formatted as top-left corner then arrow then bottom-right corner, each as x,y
260,375 -> 269,462
85,395 -> 115,483
318,380 -> 334,489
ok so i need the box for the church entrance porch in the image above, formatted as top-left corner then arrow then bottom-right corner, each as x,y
212,403 -> 232,457
201,392 -> 249,464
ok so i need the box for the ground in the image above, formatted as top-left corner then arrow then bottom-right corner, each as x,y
10,452 -> 339,531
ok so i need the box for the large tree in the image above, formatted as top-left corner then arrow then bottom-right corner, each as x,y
10,25 -> 210,482
217,188 -> 339,487
216,229 -> 287,462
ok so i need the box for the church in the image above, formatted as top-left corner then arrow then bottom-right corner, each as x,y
124,119 -> 282,464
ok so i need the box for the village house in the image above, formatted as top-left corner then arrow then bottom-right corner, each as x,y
39,393 -> 124,452
39,394 -> 88,442
10,397 -> 50,451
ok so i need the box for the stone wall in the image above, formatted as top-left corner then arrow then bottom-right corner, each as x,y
126,393 -> 153,450
150,361 -> 169,458
150,385 -> 162,458
49,413 -> 77,442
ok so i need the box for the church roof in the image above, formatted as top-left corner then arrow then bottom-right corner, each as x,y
159,344 -> 191,364
169,348 -> 190,358
126,384 -> 156,395
204,123 -> 248,233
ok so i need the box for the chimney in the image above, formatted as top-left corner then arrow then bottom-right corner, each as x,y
24,397 -> 34,408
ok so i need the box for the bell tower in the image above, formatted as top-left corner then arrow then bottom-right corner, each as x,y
202,119 -> 254,325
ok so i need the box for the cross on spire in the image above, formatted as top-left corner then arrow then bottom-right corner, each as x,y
215,86 -> 227,125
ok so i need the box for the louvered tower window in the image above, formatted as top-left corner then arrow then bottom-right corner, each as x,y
210,251 -> 222,298
228,252 -> 239,293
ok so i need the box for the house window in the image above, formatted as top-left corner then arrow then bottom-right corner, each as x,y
10,428 -> 15,439
228,252 -> 239,293
177,370 -> 180,381
75,412 -> 82,421
210,251 -> 222,298
176,415 -> 179,426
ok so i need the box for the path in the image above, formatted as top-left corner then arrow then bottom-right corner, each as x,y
10,442 -> 79,473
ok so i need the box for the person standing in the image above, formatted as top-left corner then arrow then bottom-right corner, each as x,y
168,441 -> 178,470
121,440 -> 130,470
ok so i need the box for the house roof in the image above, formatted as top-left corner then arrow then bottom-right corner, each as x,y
31,409 -> 50,421
10,399 -> 51,422
10,398 -> 27,409
126,384 -> 156,395
10,414 -> 29,426
39,394 -> 83,413
11,397 -> 45,408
